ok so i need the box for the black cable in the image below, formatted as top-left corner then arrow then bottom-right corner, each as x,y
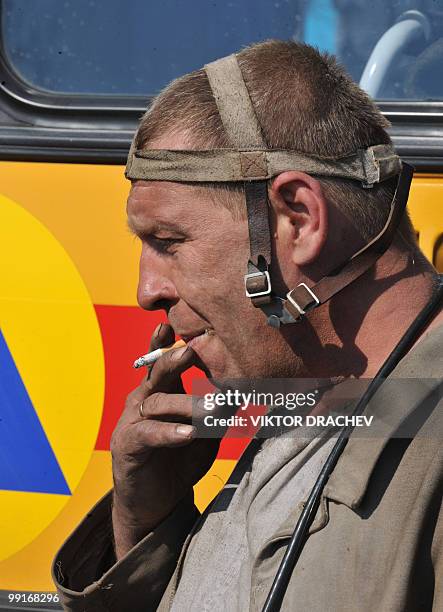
262,275 -> 443,612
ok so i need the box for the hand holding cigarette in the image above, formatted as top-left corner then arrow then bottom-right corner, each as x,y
112,322 -> 220,560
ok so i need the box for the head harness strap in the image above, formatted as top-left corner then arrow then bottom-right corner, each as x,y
205,56 -> 273,305
204,54 -> 265,148
125,53 -> 410,326
127,146 -> 401,184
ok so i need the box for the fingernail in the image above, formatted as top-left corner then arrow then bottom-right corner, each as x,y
176,424 -> 196,438
154,323 -> 163,338
172,346 -> 188,360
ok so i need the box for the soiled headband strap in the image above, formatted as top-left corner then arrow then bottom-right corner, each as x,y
126,146 -> 402,185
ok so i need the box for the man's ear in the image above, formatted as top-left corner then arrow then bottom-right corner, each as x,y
269,171 -> 328,266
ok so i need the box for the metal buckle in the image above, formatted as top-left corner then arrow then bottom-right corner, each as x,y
286,282 -> 320,315
244,271 -> 271,298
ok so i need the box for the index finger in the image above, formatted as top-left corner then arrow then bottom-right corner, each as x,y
142,344 -> 197,394
143,323 -> 176,380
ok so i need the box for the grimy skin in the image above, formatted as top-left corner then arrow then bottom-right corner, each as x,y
111,133 -> 442,559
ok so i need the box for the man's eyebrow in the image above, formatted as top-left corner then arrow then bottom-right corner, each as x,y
126,218 -> 143,237
126,218 -> 185,237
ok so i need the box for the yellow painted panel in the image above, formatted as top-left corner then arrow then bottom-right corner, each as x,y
0,162 -> 139,306
407,175 -> 443,269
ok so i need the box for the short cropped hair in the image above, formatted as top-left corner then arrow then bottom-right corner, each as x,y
136,39 -> 416,243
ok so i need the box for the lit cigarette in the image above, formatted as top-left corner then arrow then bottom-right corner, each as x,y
133,339 -> 187,369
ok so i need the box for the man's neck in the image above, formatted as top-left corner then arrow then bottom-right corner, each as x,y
294,246 -> 441,380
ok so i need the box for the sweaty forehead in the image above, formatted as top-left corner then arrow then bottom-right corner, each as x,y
128,180 -> 195,227
126,179 -> 230,238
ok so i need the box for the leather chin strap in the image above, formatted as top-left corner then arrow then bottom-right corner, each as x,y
125,53 -> 410,327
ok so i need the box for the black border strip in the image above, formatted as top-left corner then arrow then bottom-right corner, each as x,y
0,126 -> 442,170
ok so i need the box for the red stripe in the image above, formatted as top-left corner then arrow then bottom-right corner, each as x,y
218,437 -> 249,459
93,305 -> 247,459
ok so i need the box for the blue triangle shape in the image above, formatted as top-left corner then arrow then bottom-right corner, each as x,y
0,329 -> 71,495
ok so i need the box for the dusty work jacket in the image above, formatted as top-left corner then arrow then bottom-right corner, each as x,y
53,324 -> 443,611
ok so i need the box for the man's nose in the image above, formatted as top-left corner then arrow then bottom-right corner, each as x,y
137,246 -> 178,311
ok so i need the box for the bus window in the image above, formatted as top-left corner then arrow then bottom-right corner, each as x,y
2,0 -> 302,95
2,0 -> 443,100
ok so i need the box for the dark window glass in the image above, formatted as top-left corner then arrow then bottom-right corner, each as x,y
2,0 -> 443,100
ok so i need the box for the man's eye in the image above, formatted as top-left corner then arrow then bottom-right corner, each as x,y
146,236 -> 179,254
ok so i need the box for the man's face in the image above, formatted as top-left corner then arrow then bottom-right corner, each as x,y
126,139 -> 306,381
